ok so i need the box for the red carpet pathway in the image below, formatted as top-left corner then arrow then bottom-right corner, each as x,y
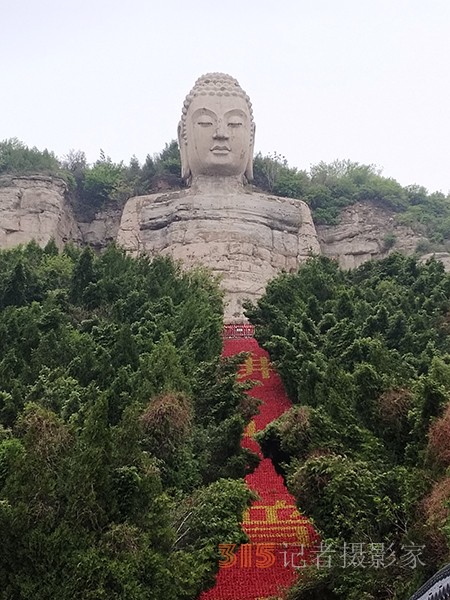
200,325 -> 318,600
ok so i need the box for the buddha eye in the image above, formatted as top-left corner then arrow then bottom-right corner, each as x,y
197,120 -> 213,127
228,121 -> 243,128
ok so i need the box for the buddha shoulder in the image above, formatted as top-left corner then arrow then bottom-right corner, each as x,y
117,188 -> 188,251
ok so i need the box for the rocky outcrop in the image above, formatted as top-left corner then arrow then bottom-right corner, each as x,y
0,175 -> 81,249
118,182 -> 320,320
2,176 -> 447,303
317,202 -> 426,269
77,202 -> 123,251
0,175 -> 124,252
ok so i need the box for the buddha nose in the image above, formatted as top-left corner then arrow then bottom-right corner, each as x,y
213,120 -> 229,139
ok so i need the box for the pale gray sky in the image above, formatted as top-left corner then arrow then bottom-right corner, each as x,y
1,0 -> 449,193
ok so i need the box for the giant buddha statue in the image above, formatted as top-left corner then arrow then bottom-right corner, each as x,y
117,73 -> 320,320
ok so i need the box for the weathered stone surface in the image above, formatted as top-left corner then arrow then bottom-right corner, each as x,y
179,73 -> 254,183
317,201 -> 426,269
77,202 -> 123,251
117,178 -> 320,320
118,73 -> 321,320
0,175 -> 81,249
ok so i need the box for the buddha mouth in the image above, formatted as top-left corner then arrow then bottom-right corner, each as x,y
210,145 -> 231,154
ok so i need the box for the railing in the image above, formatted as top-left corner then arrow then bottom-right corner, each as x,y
223,324 -> 255,339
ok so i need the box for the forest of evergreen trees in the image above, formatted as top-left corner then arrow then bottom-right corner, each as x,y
0,242 -> 259,599
246,253 -> 450,598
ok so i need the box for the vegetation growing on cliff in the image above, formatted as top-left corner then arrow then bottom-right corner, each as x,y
246,253 -> 450,599
2,137 -> 449,249
0,138 -> 182,215
0,242 -> 258,599
253,153 -> 450,247
0,138 -> 61,175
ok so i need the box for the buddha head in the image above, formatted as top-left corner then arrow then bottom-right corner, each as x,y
178,73 -> 255,183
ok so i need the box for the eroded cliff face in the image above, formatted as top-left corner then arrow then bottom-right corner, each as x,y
0,175 -> 124,252
117,183 -> 320,320
0,175 -> 81,249
317,201 -> 426,269
77,202 -> 123,251
1,177 -> 444,305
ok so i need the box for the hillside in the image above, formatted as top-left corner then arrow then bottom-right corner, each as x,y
2,139 -> 450,599
246,253 -> 450,599
0,243 -> 259,598
1,139 -> 450,269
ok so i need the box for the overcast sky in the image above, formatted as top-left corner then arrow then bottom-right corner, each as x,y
1,0 -> 449,193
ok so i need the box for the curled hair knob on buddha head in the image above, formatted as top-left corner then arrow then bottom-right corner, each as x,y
178,73 -> 255,183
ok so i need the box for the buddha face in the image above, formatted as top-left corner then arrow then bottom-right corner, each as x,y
182,94 -> 253,179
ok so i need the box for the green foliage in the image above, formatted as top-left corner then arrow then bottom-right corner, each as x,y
4,137 -> 450,247
175,478 -> 255,551
383,231 -> 397,250
247,253 -> 450,597
82,156 -> 125,207
69,142 -> 182,215
154,140 -> 181,177
253,151 -> 309,199
289,455 -> 421,541
0,242 -> 256,599
0,138 -> 60,175
253,153 -> 450,237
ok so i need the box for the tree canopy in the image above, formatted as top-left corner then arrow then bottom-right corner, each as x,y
246,253 -> 450,599
0,242 -> 258,599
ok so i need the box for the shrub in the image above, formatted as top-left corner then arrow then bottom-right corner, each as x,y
382,232 -> 397,250
427,403 -> 450,468
0,138 -> 61,175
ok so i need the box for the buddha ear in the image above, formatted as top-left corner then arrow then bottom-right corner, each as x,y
178,121 -> 191,182
245,123 -> 255,182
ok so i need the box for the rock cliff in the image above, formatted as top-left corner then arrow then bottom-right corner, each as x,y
317,201 -> 426,269
1,176 -> 445,306
0,175 -> 81,249
77,202 -> 123,251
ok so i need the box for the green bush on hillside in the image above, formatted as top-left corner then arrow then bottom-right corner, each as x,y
0,138 -> 60,175
0,242 -> 257,599
246,253 -> 450,598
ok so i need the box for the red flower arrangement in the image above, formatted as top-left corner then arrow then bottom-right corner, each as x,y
200,334 -> 318,600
